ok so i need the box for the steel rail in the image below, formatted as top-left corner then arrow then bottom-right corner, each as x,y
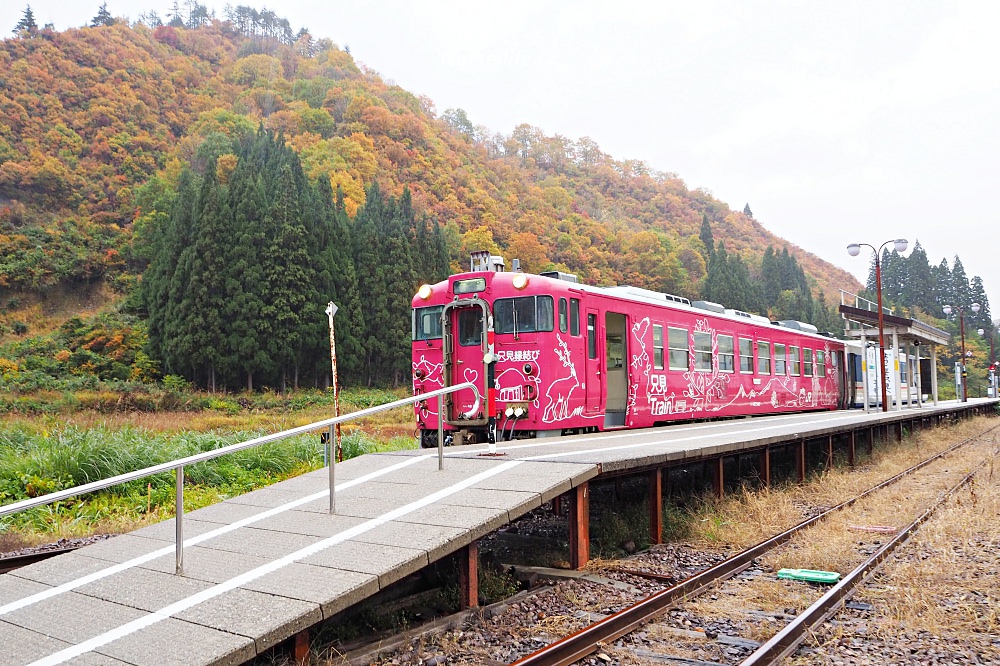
742,441 -> 998,664
510,424 -> 999,666
0,382 -> 482,573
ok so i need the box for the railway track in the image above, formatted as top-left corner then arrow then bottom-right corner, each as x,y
510,425 -> 1000,666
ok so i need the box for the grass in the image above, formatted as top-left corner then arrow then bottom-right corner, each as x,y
0,386 -> 419,544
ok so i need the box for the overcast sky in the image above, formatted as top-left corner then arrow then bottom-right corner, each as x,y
5,1 -> 999,314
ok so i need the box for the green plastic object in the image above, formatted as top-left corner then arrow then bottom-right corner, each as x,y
777,568 -> 841,584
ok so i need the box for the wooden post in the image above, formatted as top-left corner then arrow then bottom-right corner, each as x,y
848,430 -> 856,467
569,483 -> 590,570
648,469 -> 663,545
826,435 -> 834,470
797,439 -> 806,483
760,446 -> 771,488
458,540 -> 479,609
552,494 -> 562,517
294,629 -> 310,666
711,456 -> 724,498
867,428 -> 874,456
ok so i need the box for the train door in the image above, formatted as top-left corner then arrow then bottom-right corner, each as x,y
604,312 -> 628,427
585,309 -> 603,413
441,300 -> 490,430
833,349 -> 848,409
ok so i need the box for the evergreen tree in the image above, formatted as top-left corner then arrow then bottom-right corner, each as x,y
902,241 -> 934,312
743,203 -> 753,218
698,214 -> 714,258
91,2 -> 115,26
929,258 -> 951,313
141,170 -> 197,377
970,276 -> 991,331
950,257 -> 972,312
352,182 -> 388,385
13,5 -> 37,35
760,246 -> 780,305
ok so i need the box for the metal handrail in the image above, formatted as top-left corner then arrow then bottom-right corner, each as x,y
0,381 -> 482,573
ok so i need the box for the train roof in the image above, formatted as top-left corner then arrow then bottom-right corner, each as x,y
429,267 -> 843,345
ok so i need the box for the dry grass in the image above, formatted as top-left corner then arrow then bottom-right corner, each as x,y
860,453 -> 1000,642
686,416 -> 998,550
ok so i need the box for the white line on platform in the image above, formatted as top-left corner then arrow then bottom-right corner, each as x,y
26,459 -> 526,666
0,454 -> 431,617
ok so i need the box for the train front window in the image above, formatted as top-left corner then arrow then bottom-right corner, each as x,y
494,296 -> 554,334
413,306 -> 443,341
458,309 -> 483,346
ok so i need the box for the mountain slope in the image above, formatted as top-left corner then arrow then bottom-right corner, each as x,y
0,19 -> 861,327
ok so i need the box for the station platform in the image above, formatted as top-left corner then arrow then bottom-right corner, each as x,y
0,398 -> 995,666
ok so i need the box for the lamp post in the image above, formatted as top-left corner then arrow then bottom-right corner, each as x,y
977,327 -> 995,398
847,239 -> 908,412
943,302 -> 979,402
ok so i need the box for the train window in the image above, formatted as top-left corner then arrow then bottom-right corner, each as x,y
757,341 -> 771,375
453,278 -> 486,294
694,331 -> 712,371
559,298 -> 568,333
412,306 -> 443,341
718,334 -> 735,372
588,313 -> 597,359
653,325 -> 665,370
570,299 -> 580,336
494,296 -> 554,335
739,338 -> 753,373
817,350 -> 826,377
789,346 -> 801,375
803,349 -> 813,377
668,327 -> 689,370
775,344 -> 787,375
458,309 -> 483,346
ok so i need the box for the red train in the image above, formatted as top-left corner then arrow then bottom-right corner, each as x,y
411,252 -> 849,447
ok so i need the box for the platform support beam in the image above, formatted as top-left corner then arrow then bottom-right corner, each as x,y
569,483 -> 590,570
759,446 -> 771,488
648,469 -> 663,545
552,494 -> 562,517
796,439 -> 807,483
867,428 -> 874,456
848,431 -> 856,467
458,540 -> 479,609
293,629 -> 310,666
710,456 -> 724,498
826,435 -> 834,470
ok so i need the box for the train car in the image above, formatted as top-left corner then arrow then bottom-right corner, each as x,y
412,253 -> 848,447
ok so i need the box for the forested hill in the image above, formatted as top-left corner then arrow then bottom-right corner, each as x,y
0,16 -> 859,295
0,13 -> 874,390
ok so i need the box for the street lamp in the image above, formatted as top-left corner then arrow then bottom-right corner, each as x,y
977,327 -> 995,398
847,238 -> 908,412
943,302 -> 979,402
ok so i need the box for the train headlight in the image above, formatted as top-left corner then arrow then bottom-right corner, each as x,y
512,273 -> 529,290
505,407 -> 514,418
417,284 -> 432,300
